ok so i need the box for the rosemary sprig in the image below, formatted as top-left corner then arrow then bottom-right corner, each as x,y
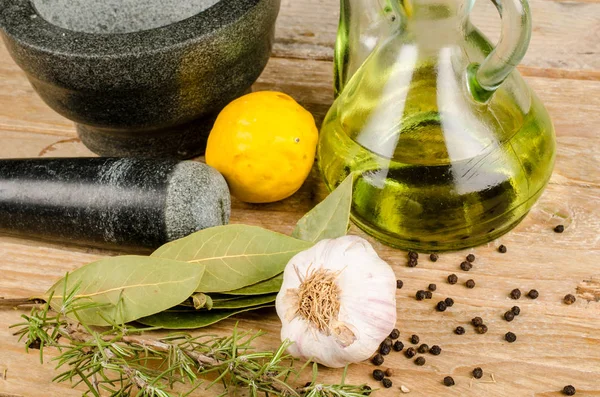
8,287 -> 371,397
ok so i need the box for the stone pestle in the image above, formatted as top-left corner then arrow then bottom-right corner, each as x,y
0,158 -> 231,249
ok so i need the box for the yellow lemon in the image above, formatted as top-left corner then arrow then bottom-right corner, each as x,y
206,91 -> 318,203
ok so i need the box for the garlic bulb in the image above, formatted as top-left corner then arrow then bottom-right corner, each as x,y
275,235 -> 397,368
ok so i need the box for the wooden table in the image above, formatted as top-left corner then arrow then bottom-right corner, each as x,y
1,0 -> 599,395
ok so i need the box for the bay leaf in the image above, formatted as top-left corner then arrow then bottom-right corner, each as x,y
138,304 -> 274,329
219,274 -> 283,296
151,225 -> 312,293
292,173 -> 353,243
46,256 -> 205,326
191,293 -> 213,310
210,293 -> 276,310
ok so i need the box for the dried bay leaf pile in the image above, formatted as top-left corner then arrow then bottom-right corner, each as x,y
46,175 -> 354,329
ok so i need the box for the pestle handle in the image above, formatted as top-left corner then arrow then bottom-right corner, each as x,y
0,158 -> 230,249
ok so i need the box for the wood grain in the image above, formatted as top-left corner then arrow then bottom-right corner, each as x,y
1,0 -> 599,395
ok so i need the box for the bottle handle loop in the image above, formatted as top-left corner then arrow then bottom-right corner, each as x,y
468,0 -> 532,101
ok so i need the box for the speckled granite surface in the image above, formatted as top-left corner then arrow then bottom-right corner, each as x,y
0,0 -> 281,158
0,158 -> 231,249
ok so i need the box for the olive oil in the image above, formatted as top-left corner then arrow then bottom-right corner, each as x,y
318,66 -> 555,251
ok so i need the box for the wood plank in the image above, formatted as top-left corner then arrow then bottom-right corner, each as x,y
274,0 -> 600,75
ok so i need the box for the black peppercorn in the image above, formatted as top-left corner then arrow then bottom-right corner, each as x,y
505,332 -> 517,343
498,244 -> 507,253
393,341 -> 404,352
448,274 -> 458,284
390,329 -> 400,339
476,325 -> 488,334
527,289 -> 539,299
466,279 -> 476,289
385,368 -> 393,377
472,367 -> 483,379
455,326 -> 465,335
372,369 -> 385,381
408,258 -> 418,267
562,385 -> 576,395
362,385 -> 372,396
425,291 -> 433,299
436,301 -> 448,312
428,283 -> 437,292
380,343 -> 392,355
466,254 -> 475,263
554,224 -> 565,233
372,354 -> 384,366
418,344 -> 429,353
430,345 -> 441,355
382,378 -> 393,388
564,294 -> 576,305
443,376 -> 455,386
471,317 -> 483,327
415,356 -> 426,366
405,347 -> 417,358
410,335 -> 420,344
430,253 -> 439,262
444,297 -> 454,307
408,251 -> 419,260
511,306 -> 521,316
504,311 -> 515,322
382,337 -> 393,347
510,289 -> 522,300
460,261 -> 473,271
396,279 -> 404,289
416,290 -> 427,301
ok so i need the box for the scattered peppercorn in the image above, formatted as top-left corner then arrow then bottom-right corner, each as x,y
460,261 -> 473,271
554,225 -> 565,233
564,294 -> 576,305
430,253 -> 439,262
414,356 -> 426,366
380,343 -> 392,355
418,344 -> 429,354
393,341 -> 404,352
408,258 -> 418,267
466,254 -> 476,263
396,280 -> 404,289
504,311 -> 515,322
362,385 -> 372,396
382,378 -> 393,388
472,367 -> 483,379
408,251 -> 419,260
428,283 -> 437,292
466,279 -> 476,289
444,297 -> 454,307
436,301 -> 448,311
527,289 -> 539,299
448,274 -> 458,284
390,329 -> 400,339
410,335 -> 420,344
382,337 -> 393,347
372,369 -> 385,381
476,325 -> 488,334
471,317 -> 483,327
455,326 -> 466,335
405,347 -> 417,358
511,306 -> 521,316
505,332 -> 517,343
416,290 -> 427,301
443,376 -> 455,386
372,354 -> 384,365
510,289 -> 522,300
562,385 -> 576,395
425,291 -> 433,299
498,244 -> 507,253
385,368 -> 393,377
430,345 -> 442,355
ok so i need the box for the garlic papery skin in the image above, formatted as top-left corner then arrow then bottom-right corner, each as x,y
275,235 -> 397,368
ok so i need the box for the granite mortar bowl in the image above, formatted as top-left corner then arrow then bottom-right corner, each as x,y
0,0 -> 280,158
